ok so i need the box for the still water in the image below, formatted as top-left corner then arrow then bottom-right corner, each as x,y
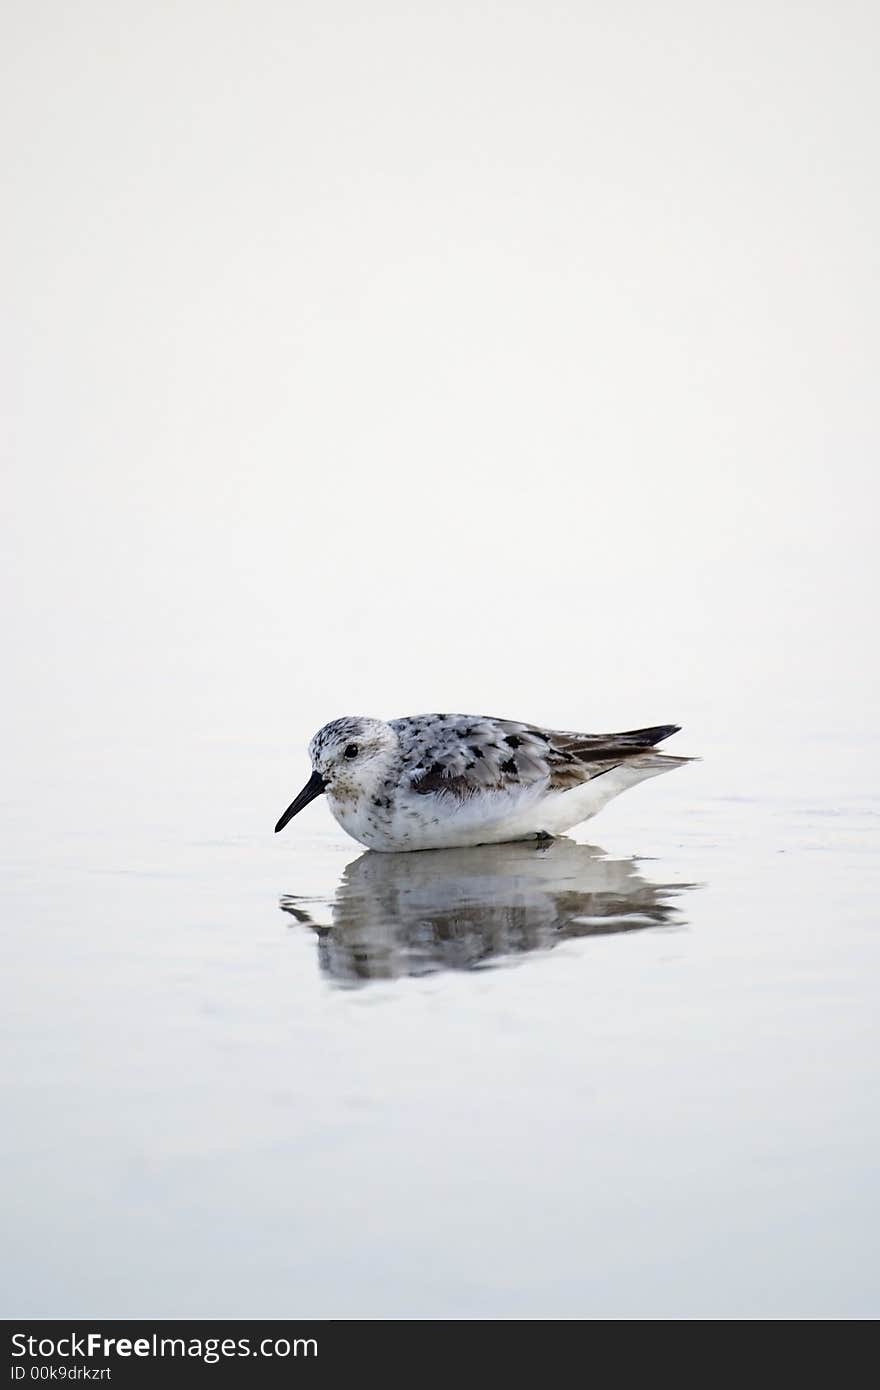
2,739 -> 878,1318
280,838 -> 690,985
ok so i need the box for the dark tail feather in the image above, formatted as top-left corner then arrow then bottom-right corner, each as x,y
557,724 -> 683,765
614,724 -> 681,747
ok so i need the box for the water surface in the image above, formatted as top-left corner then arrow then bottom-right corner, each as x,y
2,740 -> 878,1319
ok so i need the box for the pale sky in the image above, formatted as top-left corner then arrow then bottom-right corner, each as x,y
3,2 -> 878,787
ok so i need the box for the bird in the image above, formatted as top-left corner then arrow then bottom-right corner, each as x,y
274,713 -> 692,852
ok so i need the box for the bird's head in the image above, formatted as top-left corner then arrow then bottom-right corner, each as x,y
274,716 -> 398,832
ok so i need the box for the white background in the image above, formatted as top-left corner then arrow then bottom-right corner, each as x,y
4,1 -> 877,786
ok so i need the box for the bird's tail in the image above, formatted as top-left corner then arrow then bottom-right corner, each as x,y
612,723 -> 681,747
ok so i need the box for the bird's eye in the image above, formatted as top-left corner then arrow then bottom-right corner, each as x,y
343,743 -> 359,760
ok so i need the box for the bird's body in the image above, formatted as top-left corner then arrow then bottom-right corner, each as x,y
275,713 -> 692,852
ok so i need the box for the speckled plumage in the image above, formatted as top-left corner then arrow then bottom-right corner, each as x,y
275,713 -> 692,852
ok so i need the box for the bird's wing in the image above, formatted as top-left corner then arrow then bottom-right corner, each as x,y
396,715 -> 681,802
533,722 -> 682,790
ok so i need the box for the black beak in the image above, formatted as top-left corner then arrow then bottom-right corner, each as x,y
274,770 -> 326,833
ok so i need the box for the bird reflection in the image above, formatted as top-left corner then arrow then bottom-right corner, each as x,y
280,838 -> 692,985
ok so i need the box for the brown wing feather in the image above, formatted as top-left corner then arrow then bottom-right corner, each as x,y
409,762 -> 484,799
537,723 -> 681,791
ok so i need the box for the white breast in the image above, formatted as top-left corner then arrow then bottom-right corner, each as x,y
328,757 -> 674,851
328,781 -> 546,851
